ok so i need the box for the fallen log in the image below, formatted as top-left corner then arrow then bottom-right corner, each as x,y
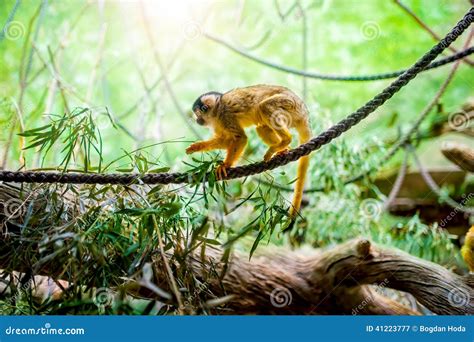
158,239 -> 473,315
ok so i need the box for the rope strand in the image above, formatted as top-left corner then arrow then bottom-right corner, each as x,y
205,33 -> 474,81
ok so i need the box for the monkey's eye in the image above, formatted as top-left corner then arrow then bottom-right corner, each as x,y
201,105 -> 209,112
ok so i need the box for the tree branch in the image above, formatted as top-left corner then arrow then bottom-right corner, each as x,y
442,142 -> 474,172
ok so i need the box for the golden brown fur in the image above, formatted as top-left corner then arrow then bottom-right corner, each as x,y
462,225 -> 474,273
186,84 -> 311,218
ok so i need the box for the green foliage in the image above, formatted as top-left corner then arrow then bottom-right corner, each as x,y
20,107 -> 113,171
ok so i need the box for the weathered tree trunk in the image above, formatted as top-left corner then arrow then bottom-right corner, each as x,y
153,239 -> 472,315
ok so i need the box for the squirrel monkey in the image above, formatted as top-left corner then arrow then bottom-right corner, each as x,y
186,84 -> 311,218
461,225 -> 474,273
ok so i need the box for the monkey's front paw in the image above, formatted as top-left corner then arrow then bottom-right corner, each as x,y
215,163 -> 229,180
186,143 -> 203,154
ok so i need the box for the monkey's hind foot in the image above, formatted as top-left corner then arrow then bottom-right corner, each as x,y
275,148 -> 290,156
263,150 -> 274,162
215,163 -> 229,180
263,148 -> 290,161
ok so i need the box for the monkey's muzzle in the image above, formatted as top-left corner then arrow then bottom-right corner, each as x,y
196,116 -> 205,126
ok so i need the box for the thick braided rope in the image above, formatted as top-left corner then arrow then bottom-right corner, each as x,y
1,8 -> 473,185
205,33 -> 474,81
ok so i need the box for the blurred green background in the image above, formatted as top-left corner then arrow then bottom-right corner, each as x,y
0,0 -> 473,264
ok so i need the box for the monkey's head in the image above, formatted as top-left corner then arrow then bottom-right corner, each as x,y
192,91 -> 222,126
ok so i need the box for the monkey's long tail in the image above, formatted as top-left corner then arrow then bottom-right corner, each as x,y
461,225 -> 474,273
289,122 -> 311,219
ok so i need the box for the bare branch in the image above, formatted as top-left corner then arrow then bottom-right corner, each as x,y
394,0 -> 474,67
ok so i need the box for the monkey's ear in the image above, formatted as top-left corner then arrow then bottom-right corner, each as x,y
200,93 -> 219,109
